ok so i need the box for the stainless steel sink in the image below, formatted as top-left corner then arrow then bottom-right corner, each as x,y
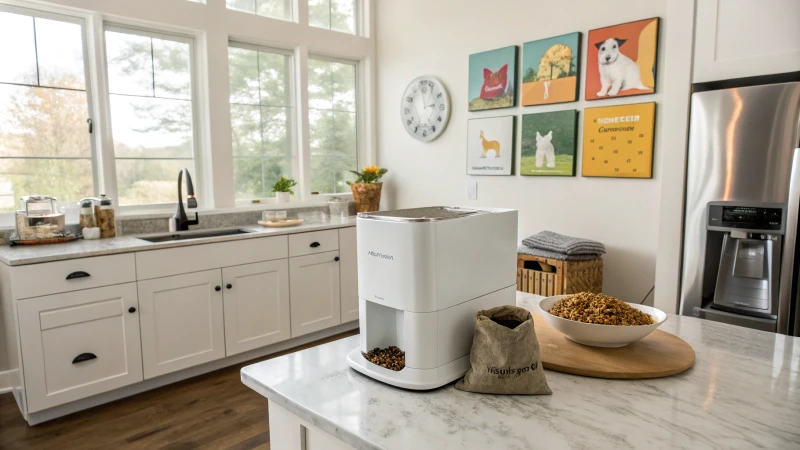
138,228 -> 254,243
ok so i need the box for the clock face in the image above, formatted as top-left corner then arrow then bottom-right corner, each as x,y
401,76 -> 451,142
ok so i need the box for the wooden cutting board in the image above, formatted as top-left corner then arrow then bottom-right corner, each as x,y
533,314 -> 695,379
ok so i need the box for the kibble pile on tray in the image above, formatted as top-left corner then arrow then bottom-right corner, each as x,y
363,346 -> 405,371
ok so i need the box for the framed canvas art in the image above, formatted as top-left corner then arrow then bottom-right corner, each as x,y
521,110 -> 579,176
521,32 -> 581,106
582,102 -> 656,178
585,17 -> 659,101
468,46 -> 517,111
466,116 -> 515,175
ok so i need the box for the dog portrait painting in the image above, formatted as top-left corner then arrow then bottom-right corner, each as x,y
521,110 -> 578,177
585,18 -> 659,101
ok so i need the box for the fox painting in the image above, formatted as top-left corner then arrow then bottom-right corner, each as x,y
480,64 -> 510,100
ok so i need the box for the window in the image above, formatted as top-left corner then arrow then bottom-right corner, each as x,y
307,57 -> 357,194
0,8 -> 94,212
228,44 -> 294,200
226,0 -> 292,22
309,0 -> 356,35
104,27 -> 197,206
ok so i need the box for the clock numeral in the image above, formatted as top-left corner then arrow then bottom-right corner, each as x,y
437,93 -> 442,99
406,96 -> 413,103
404,108 -> 410,114
437,116 -> 442,122
422,130 -> 428,137
429,83 -> 435,90
406,119 -> 412,126
420,80 -> 427,86
431,126 -> 436,133
439,104 -> 445,111
421,87 -> 427,94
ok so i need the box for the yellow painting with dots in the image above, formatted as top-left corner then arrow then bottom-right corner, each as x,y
582,102 -> 656,178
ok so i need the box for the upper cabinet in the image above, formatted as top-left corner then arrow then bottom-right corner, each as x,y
694,0 -> 800,82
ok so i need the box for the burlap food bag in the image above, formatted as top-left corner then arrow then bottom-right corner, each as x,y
455,305 -> 552,395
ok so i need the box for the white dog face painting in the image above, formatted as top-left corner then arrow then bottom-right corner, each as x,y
467,116 -> 514,176
535,131 -> 556,169
585,17 -> 659,101
594,38 -> 648,97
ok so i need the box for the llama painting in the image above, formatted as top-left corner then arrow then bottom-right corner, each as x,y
479,130 -> 501,158
467,116 -> 514,175
521,110 -> 578,176
468,46 -> 517,111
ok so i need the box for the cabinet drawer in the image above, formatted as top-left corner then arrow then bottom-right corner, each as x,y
11,254 -> 136,300
17,283 -> 143,413
136,236 -> 288,280
289,230 -> 339,257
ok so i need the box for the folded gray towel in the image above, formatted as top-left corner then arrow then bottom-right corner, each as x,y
518,245 -> 601,261
522,231 -> 606,256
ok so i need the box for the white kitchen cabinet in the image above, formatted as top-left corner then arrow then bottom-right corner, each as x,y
289,251 -> 341,337
694,0 -> 800,82
17,283 -> 142,413
222,260 -> 291,356
338,227 -> 359,323
137,270 -> 225,379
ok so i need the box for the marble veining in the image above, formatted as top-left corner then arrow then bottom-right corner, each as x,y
241,292 -> 800,450
0,217 -> 356,266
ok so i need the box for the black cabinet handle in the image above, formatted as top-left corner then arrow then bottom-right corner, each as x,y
66,271 -> 90,280
215,286 -> 221,292
128,307 -> 136,313
334,256 -> 340,261
226,284 -> 232,289
310,242 -> 321,248
72,353 -> 97,364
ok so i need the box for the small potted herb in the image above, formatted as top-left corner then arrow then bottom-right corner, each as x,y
272,176 -> 297,203
347,166 -> 388,212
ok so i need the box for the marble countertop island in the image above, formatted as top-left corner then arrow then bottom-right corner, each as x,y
242,292 -> 800,450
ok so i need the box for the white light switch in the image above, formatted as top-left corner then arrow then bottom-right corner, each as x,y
466,179 -> 477,200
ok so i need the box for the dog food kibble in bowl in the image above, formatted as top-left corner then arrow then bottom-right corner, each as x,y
548,292 -> 653,326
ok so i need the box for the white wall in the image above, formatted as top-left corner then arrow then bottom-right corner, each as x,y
376,0 -> 677,304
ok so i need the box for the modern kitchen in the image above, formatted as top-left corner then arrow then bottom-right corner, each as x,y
0,0 -> 798,449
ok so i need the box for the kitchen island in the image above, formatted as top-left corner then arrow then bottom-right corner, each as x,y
241,292 -> 800,450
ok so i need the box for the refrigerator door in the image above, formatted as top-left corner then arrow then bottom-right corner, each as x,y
780,148 -> 800,336
680,82 -> 800,322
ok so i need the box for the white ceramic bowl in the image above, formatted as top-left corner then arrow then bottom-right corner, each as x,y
538,295 -> 667,348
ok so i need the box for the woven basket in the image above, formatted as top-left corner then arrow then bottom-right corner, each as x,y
516,253 -> 603,296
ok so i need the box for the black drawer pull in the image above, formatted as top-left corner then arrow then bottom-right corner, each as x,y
226,284 -> 233,289
128,307 -> 136,313
215,286 -> 221,292
66,271 -> 90,280
310,242 -> 321,248
72,353 -> 97,364
334,256 -> 340,262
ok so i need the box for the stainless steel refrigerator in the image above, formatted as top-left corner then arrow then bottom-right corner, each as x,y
680,79 -> 800,336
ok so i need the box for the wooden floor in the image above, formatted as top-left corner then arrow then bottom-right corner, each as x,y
0,330 -> 358,450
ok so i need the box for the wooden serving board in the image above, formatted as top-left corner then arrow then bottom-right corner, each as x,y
258,219 -> 304,228
533,314 -> 695,379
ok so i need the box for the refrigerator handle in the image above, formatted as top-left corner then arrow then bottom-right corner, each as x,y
778,148 -> 800,336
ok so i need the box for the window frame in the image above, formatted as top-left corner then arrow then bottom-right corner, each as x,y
228,40 -> 299,205
308,0 -> 359,36
306,53 -> 359,196
0,4 -> 100,210
101,23 -> 204,211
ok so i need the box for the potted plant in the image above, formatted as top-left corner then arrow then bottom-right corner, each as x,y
347,165 -> 388,213
272,176 -> 297,203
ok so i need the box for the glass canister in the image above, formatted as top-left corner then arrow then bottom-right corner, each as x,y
328,197 -> 350,221
94,194 -> 116,238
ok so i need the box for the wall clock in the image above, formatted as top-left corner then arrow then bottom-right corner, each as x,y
401,76 -> 451,142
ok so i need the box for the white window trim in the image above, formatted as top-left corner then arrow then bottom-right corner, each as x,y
101,23 -> 205,212
0,0 -> 374,226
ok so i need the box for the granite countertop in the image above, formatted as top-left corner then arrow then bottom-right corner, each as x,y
0,217 -> 357,266
241,292 -> 800,450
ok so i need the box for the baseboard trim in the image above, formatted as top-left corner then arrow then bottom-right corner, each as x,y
26,321 -> 359,426
0,369 -> 13,394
